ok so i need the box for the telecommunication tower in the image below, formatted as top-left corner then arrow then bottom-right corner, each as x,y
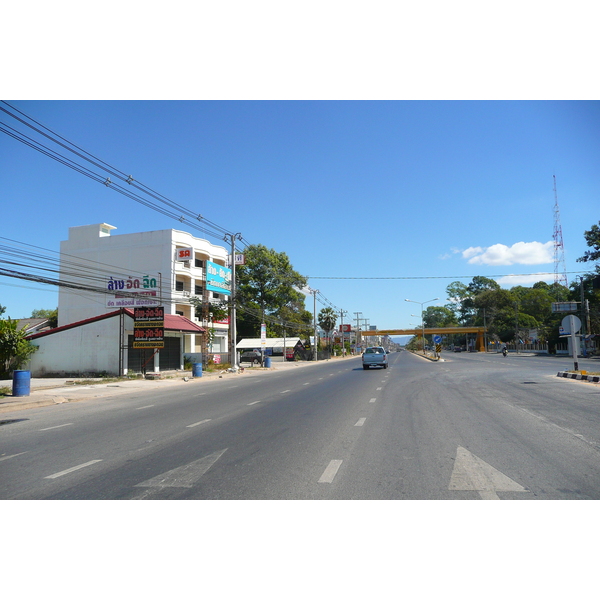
552,175 -> 568,291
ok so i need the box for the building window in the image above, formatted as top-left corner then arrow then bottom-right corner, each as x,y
195,285 -> 203,295
213,293 -> 221,300
175,281 -> 184,292
195,258 -> 204,268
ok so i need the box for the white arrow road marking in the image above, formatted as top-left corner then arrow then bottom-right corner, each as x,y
135,448 -> 228,489
318,460 -> 343,483
449,447 -> 528,500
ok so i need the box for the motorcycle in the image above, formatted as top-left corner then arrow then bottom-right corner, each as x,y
502,348 -> 507,357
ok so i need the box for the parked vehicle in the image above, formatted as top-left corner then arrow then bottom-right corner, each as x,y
240,351 -> 263,365
362,346 -> 388,370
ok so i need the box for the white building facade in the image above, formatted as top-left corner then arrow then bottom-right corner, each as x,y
58,223 -> 230,357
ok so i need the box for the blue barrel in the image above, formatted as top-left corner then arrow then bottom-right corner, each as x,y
192,363 -> 203,377
12,370 -> 31,397
264,356 -> 271,368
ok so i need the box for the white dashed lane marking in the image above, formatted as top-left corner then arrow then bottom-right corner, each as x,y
355,418 -> 366,426
45,460 -> 103,479
0,452 -> 28,462
186,419 -> 212,428
318,460 -> 343,483
39,423 -> 73,431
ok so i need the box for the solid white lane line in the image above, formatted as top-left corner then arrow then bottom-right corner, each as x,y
39,423 -> 73,431
0,452 -> 28,462
247,401 -> 261,405
186,419 -> 212,428
318,460 -> 343,483
355,418 -> 366,426
45,460 -> 102,479
376,387 -> 382,390
303,383 -> 310,385
136,405 -> 155,410
280,390 -> 291,394
369,398 -> 377,403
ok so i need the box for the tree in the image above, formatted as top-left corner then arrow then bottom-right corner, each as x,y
577,221 -> 600,270
235,244 -> 308,338
423,306 -> 457,328
30,308 -> 58,328
0,318 -> 38,379
318,307 -> 337,352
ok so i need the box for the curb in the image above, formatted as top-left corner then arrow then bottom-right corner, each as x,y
557,371 -> 600,383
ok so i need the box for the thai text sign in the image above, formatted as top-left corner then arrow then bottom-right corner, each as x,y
106,274 -> 160,308
133,306 -> 164,348
206,261 -> 231,295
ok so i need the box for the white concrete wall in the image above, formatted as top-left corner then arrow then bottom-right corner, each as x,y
27,317 -> 123,377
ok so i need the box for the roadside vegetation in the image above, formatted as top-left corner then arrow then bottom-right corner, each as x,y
415,221 -> 600,354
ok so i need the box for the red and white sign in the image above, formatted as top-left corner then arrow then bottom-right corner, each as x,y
339,324 -> 351,332
176,247 -> 193,261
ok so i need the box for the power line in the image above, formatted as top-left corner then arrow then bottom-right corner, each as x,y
307,272 -> 588,280
0,101 -> 236,243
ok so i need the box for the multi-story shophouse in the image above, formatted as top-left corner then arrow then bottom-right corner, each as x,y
26,223 -> 231,376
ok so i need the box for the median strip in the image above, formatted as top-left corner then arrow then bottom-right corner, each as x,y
557,371 -> 600,383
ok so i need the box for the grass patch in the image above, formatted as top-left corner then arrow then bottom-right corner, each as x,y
0,386 -> 11,398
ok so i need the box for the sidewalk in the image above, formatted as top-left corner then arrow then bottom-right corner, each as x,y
0,355 -> 359,414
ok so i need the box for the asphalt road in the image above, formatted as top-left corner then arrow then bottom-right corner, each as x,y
2,351 -> 600,500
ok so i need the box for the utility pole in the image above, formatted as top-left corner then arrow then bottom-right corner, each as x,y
313,288 -> 318,361
225,233 -> 242,370
354,312 -> 362,353
340,309 -> 347,356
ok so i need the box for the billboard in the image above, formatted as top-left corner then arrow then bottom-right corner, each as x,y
206,261 -> 231,295
133,306 -> 164,349
105,274 -> 160,308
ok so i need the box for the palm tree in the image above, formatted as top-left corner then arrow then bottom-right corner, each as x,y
318,308 -> 337,354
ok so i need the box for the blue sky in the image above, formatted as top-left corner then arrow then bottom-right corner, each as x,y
1,100 -> 599,329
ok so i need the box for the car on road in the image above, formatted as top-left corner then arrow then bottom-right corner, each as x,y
362,346 -> 388,370
240,351 -> 264,365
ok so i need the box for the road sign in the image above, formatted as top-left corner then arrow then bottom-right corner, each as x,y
552,302 -> 578,313
433,335 -> 442,344
561,314 -> 581,335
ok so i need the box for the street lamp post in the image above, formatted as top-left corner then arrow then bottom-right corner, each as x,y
406,297 -> 439,355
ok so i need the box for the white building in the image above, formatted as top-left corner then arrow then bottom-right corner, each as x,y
58,222 -> 230,356
24,223 -> 232,376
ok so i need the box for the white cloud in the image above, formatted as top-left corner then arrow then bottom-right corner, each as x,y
495,272 -> 554,286
462,241 -> 553,266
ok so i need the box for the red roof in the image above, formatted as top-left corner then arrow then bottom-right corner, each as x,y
26,308 -> 205,340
